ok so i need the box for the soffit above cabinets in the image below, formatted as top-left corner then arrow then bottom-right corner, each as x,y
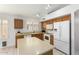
0,4 -> 68,18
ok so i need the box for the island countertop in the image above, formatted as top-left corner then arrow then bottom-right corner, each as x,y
17,37 -> 53,55
16,32 -> 43,36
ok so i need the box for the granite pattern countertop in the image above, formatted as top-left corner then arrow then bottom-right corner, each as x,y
16,32 -> 43,36
17,37 -> 53,55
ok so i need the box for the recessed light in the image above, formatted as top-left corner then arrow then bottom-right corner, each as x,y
36,13 -> 40,17
45,4 -> 52,10
47,4 -> 51,8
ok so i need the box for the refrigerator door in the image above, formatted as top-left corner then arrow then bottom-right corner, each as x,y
54,22 -> 60,40
60,21 -> 70,43
54,21 -> 70,54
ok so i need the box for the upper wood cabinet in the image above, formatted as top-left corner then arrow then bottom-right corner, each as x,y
14,19 -> 23,29
41,22 -> 46,30
41,15 -> 71,30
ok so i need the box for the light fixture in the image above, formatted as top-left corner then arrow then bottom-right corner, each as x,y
45,4 -> 52,10
36,13 -> 41,18
36,14 -> 40,17
47,4 -> 51,8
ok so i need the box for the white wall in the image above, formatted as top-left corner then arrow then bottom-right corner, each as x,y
74,10 -> 79,54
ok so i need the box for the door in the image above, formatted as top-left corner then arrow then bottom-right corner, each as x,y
0,19 -> 8,47
54,22 -> 60,40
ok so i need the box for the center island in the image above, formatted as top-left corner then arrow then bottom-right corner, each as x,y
17,36 -> 53,55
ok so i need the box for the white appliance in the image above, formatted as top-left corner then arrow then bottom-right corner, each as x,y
54,20 -> 70,54
44,34 -> 50,43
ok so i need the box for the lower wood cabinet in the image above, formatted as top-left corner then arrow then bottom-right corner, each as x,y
31,33 -> 44,40
50,35 -> 54,45
41,49 -> 53,55
16,35 -> 24,39
15,35 -> 24,48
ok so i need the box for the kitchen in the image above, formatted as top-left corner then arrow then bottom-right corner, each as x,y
0,4 -> 79,55
15,16 -> 70,55
14,14 -> 71,55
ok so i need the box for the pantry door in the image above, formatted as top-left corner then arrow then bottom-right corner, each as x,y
0,19 -> 8,47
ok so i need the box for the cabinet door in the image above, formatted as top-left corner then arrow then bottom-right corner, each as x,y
50,35 -> 54,45
14,19 -> 23,29
18,19 -> 23,28
54,22 -> 60,40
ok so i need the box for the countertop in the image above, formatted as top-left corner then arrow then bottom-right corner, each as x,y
16,32 -> 43,36
17,37 -> 53,55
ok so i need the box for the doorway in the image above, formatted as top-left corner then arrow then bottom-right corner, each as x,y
0,19 -> 8,47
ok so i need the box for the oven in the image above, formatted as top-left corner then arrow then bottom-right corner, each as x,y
45,36 -> 49,40
44,34 -> 50,43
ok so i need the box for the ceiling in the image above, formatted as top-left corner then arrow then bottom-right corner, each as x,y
0,4 -> 69,18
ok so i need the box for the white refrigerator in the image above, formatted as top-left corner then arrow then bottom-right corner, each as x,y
54,20 -> 70,54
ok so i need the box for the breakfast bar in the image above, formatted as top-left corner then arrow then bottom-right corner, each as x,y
17,36 -> 53,55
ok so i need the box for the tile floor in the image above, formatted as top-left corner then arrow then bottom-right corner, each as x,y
0,47 -> 18,55
0,46 -> 65,55
53,49 -> 65,55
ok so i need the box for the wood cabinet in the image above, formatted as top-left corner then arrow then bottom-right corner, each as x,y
42,49 -> 53,55
15,34 -> 24,48
50,35 -> 54,45
16,35 -> 24,39
41,15 -> 71,30
14,19 -> 23,29
41,22 -> 46,30
32,33 -> 44,40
